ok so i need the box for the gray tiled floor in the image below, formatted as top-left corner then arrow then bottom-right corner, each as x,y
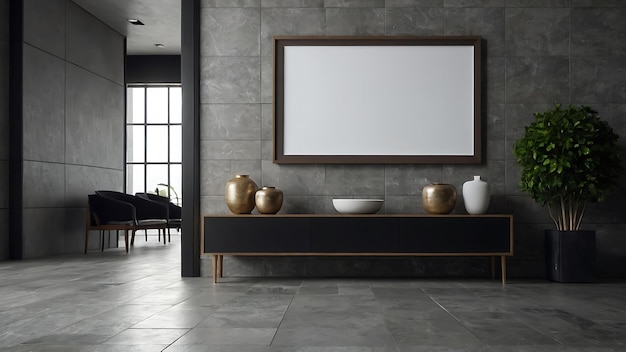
1,236 -> 625,351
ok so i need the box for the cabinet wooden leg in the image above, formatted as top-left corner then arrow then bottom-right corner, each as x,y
491,256 -> 495,280
212,255 -> 218,284
218,255 -> 224,278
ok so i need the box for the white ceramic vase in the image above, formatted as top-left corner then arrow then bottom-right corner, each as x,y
462,176 -> 490,214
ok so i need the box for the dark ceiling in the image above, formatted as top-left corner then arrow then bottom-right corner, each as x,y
72,0 -> 181,55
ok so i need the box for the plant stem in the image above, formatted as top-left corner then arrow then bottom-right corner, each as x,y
547,203 -> 560,230
572,199 -> 578,231
560,197 -> 567,231
569,200 -> 574,231
575,202 -> 585,231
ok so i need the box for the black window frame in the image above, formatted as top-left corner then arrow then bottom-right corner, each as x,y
125,84 -> 183,204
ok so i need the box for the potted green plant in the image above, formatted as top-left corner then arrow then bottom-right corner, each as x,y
513,103 -> 622,282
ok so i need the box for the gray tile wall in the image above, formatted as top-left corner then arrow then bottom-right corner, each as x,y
0,0 -> 8,260
19,0 -> 125,258
199,1 -> 626,278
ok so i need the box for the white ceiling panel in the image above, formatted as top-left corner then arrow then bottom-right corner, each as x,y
72,0 -> 181,55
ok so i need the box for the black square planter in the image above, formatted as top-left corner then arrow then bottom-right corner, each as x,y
545,230 -> 595,283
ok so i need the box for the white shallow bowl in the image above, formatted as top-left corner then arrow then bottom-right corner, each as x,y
332,198 -> 384,214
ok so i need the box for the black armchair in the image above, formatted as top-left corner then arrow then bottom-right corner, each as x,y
136,193 -> 181,243
95,191 -> 168,246
85,194 -> 136,253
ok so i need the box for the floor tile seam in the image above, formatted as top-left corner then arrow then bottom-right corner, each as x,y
111,287 -> 183,303
163,331 -> 187,351
100,326 -> 192,347
123,306 -> 181,330
0,308 -> 90,331
427,295 -> 492,349
268,281 -> 301,346
376,300 -> 402,352
1,316 -> 93,347
0,306 -> 58,325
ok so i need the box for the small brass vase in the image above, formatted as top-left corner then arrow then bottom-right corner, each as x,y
225,174 -> 258,214
255,186 -> 283,214
422,183 -> 457,214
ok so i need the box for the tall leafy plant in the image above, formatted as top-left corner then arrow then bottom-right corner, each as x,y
513,104 -> 622,231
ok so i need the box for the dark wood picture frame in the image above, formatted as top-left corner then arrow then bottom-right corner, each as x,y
273,36 -> 482,164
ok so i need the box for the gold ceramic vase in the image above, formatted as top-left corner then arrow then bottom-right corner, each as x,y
422,183 -> 457,214
255,186 -> 284,214
225,174 -> 258,214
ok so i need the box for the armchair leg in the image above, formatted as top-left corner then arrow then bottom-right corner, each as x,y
101,231 -> 105,252
168,228 -> 171,243
145,229 -> 147,241
84,229 -> 89,254
125,230 -> 130,252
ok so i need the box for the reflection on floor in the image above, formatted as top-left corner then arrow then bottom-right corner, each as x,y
1,236 -> 625,351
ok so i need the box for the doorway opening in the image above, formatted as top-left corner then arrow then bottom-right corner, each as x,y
126,85 -> 182,239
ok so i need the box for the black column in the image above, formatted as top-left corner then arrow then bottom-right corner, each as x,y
9,0 -> 24,260
180,0 -> 201,277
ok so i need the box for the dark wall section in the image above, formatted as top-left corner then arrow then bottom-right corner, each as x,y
127,55 -> 181,84
8,0 -> 125,258
1,0 -> 12,260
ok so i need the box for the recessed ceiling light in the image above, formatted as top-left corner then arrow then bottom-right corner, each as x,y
127,18 -> 144,25
154,43 -> 165,48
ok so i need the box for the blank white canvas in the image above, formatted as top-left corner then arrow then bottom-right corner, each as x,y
282,45 -> 475,156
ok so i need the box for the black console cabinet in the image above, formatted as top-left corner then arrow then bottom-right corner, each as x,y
203,214 -> 513,284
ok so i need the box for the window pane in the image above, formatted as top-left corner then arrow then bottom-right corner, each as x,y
170,164 -> 182,206
170,87 -> 182,123
126,85 -> 182,201
146,87 -> 169,123
127,87 -> 145,123
146,125 -> 169,162
146,164 -> 169,196
126,125 -> 145,162
126,164 -> 145,195
170,125 -> 182,163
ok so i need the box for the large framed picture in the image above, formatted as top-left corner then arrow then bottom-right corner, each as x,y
273,36 -> 481,164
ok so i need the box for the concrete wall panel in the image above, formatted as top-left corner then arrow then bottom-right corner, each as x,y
65,164 -> 123,208
66,1 -> 124,84
22,45 -> 65,163
22,208 -> 66,258
22,161 -> 65,208
23,0 -> 65,58
65,64 -> 124,170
